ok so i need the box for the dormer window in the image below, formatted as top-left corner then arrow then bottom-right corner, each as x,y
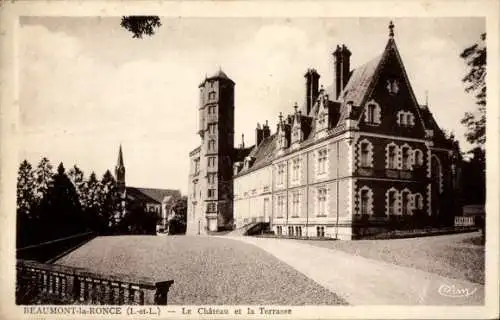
364,100 -> 381,125
413,149 -> 424,167
397,110 -> 415,127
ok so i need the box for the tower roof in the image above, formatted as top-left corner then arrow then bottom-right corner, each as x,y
117,144 -> 124,167
200,68 -> 235,86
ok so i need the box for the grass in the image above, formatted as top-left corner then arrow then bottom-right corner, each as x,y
56,235 -> 347,305
302,231 -> 484,284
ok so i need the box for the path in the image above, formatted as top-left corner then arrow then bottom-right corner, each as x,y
225,236 -> 484,305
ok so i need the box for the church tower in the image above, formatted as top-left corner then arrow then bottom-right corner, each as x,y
191,69 -> 235,233
115,144 -> 126,194
115,144 -> 126,222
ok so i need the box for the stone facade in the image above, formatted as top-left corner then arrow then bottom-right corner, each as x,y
187,22 -> 461,238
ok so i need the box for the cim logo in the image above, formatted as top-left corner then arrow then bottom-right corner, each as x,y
438,284 -> 477,298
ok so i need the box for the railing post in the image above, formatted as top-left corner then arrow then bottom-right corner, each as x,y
154,281 -> 174,305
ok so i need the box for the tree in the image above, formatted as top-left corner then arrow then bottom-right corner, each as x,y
120,16 -> 162,39
17,160 -> 35,217
168,196 -> 187,235
38,163 -> 84,239
82,172 -> 106,233
460,33 -> 486,147
100,170 -> 120,229
118,201 -> 159,235
68,165 -> 86,203
33,157 -> 53,208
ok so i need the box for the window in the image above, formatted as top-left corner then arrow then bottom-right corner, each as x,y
415,193 -> 424,210
208,189 -> 215,198
318,112 -> 326,125
295,226 -> 302,237
316,226 -> 325,237
288,226 -> 294,236
277,164 -> 285,185
360,190 -> 369,215
388,190 -> 397,215
399,113 -> 405,125
276,226 -> 282,235
402,191 -> 411,215
367,104 -> 375,123
402,147 -> 410,170
193,159 -> 200,173
208,105 -> 216,114
293,127 -> 300,140
208,139 -> 216,151
208,91 -> 216,100
406,114 -> 411,125
388,145 -> 397,169
317,188 -> 327,216
208,123 -> 217,135
291,192 -> 300,217
207,202 -> 217,212
360,142 -> 370,167
192,182 -> 197,199
292,158 -> 300,181
208,156 -> 216,167
364,101 -> 381,124
414,149 -> 424,167
317,149 -> 328,174
277,195 -> 285,218
207,173 -> 216,184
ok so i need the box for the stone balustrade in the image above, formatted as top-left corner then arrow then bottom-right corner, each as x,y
454,216 -> 475,227
16,259 -> 173,305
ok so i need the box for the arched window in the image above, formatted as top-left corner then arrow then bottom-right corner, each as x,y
358,186 -> 374,215
364,100 -> 381,125
401,189 -> 412,215
386,143 -> 398,169
431,155 -> 443,193
386,188 -> 399,216
358,139 -> 374,168
413,149 -> 424,167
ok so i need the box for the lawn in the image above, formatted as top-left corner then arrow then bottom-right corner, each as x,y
56,235 -> 347,305
302,231 -> 484,284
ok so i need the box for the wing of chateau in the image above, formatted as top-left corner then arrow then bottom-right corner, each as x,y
187,22 -> 460,239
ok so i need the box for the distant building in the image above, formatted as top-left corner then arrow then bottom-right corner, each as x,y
114,145 -> 181,231
187,22 -> 461,239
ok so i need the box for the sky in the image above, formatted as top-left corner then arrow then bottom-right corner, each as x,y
19,17 -> 485,195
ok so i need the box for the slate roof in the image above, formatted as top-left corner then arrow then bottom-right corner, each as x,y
419,105 -> 448,142
126,187 -> 181,204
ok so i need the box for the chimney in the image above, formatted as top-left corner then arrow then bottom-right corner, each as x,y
262,120 -> 271,139
333,44 -> 352,99
255,123 -> 264,146
304,69 -> 320,115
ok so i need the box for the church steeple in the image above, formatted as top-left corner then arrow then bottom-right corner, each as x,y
115,144 -> 126,194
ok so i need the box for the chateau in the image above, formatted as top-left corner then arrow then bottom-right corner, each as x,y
186,22 -> 460,239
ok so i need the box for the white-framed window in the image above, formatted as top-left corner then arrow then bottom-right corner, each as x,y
291,192 -> 300,217
288,226 -> 294,236
317,187 -> 327,216
317,148 -> 328,175
401,189 -> 411,215
193,158 -> 200,173
207,173 -> 216,184
208,189 -> 216,198
208,139 -> 216,151
277,195 -> 285,218
358,139 -> 374,168
316,226 -> 325,237
208,123 -> 217,135
386,143 -> 398,169
414,193 -> 424,210
364,100 -> 381,125
208,156 -> 216,167
386,188 -> 399,215
276,226 -> 282,235
413,149 -> 424,167
396,110 -> 415,127
207,202 -> 217,212
192,182 -> 197,199
401,146 -> 411,170
277,163 -> 286,185
358,186 -> 374,215
295,226 -> 302,237
292,158 -> 300,182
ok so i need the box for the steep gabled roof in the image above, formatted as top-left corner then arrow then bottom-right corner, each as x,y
235,134 -> 278,176
126,187 -> 181,204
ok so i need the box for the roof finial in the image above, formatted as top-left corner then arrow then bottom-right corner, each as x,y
293,102 -> 298,113
279,112 -> 283,122
425,90 -> 429,106
241,133 -> 245,148
389,20 -> 395,38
